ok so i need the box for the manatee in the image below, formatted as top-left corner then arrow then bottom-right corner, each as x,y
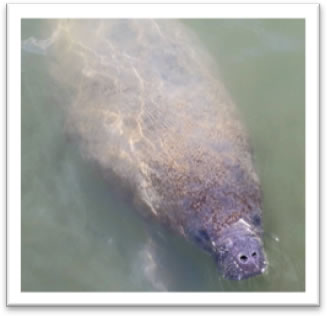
51,19 -> 267,280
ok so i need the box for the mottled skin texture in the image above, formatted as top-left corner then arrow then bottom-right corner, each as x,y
52,19 -> 267,280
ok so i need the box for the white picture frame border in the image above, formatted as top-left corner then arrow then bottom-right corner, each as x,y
7,2 -> 319,306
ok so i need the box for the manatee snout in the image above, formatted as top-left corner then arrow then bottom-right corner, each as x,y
215,229 -> 267,280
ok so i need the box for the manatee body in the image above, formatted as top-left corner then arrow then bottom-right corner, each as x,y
54,20 -> 267,280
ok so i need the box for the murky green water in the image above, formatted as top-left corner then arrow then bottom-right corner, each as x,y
21,19 -> 305,292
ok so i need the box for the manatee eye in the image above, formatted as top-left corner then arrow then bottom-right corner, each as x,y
251,252 -> 257,257
198,229 -> 210,241
252,215 -> 261,226
193,229 -> 210,245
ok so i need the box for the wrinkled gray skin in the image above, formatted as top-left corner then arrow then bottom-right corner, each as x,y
50,19 -> 267,280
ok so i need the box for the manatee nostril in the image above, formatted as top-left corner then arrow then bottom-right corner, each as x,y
251,252 -> 257,257
239,254 -> 248,262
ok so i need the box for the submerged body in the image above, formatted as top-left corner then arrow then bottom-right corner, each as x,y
51,20 -> 266,280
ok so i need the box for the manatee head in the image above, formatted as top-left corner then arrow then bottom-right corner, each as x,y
214,220 -> 267,280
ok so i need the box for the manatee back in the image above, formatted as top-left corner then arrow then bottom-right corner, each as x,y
51,20 -> 259,231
